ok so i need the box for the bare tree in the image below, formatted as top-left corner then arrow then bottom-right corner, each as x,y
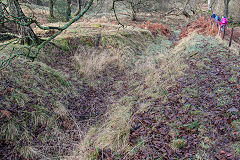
0,0 -> 94,69
224,0 -> 231,17
49,0 -> 54,18
0,2 -> 4,27
208,0 -> 211,10
182,0 -> 191,18
7,0 -> 40,45
127,0 -> 142,21
66,0 -> 72,21
112,0 -> 143,22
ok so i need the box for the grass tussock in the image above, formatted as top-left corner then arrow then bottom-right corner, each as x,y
71,31 -> 240,159
0,44 -> 96,159
84,103 -> 131,159
3,17 -> 237,159
73,47 -> 122,78
72,96 -> 135,160
72,29 -> 192,159
170,138 -> 187,151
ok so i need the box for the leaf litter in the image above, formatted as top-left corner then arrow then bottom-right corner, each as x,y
95,30 -> 240,160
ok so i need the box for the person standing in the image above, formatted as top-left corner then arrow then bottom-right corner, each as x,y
220,16 -> 228,31
215,16 -> 220,27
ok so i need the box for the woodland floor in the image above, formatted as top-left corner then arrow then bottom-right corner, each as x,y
127,41 -> 240,159
93,19 -> 240,160
96,42 -> 240,160
0,4 -> 240,159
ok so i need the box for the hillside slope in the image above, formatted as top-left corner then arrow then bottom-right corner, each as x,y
0,43 -> 110,159
1,7 -> 240,159
127,34 -> 240,159
65,27 -> 239,159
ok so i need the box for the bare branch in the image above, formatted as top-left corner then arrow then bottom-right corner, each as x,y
112,0 -> 124,27
0,0 -> 94,70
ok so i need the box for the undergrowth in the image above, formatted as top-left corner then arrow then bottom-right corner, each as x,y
71,32 -> 240,159
0,44 -> 97,159
70,28 -> 189,159
1,15 -> 239,159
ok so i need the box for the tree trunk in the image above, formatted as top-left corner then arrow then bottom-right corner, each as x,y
74,0 -> 81,16
49,0 -> 54,18
224,0 -> 230,17
182,0 -> 191,18
7,0 -> 40,45
65,0 -> 71,22
131,8 -> 137,21
0,3 -> 4,27
208,0 -> 211,10
36,0 -> 42,5
129,2 -> 137,21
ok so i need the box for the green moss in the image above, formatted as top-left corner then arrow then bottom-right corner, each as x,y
231,119 -> 240,130
183,121 -> 200,130
90,23 -> 102,28
52,71 -> 68,86
39,64 -> 69,86
54,38 -> 70,51
101,36 -> 107,46
79,36 -> 94,47
118,30 -> 132,38
231,142 -> 240,155
190,110 -> 202,115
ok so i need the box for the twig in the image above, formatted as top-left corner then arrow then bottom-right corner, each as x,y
0,0 -> 95,70
112,0 -> 124,27
0,32 -> 20,38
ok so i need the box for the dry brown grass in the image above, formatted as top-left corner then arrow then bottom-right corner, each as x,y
1,4 -> 197,158
135,20 -> 172,37
68,30 -> 195,160
179,17 -> 219,39
143,47 -> 187,91
73,47 -> 122,78
76,103 -> 132,159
